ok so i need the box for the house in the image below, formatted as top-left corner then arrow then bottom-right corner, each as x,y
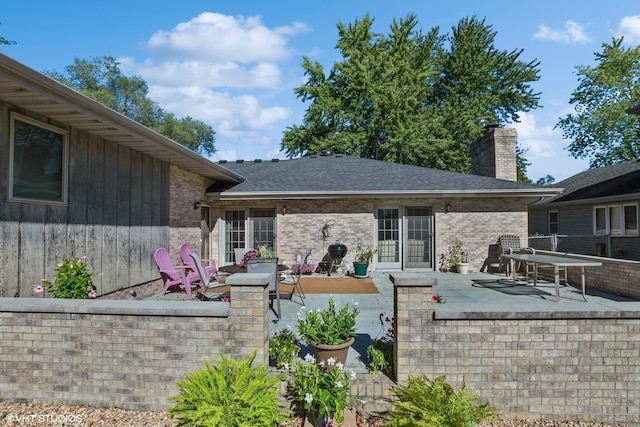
0,52 -> 562,298
528,159 -> 640,260
208,127 -> 562,274
0,52 -> 243,297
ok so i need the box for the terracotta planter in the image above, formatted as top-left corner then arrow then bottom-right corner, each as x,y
311,336 -> 355,367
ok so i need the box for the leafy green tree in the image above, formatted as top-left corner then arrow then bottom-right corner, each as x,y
556,37 -> 640,168
282,14 -> 541,178
47,56 -> 215,155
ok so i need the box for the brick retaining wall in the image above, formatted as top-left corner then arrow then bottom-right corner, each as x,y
392,273 -> 640,426
0,275 -> 269,412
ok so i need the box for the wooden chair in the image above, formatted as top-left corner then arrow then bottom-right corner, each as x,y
154,247 -> 197,296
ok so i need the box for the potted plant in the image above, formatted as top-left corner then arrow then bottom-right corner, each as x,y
448,239 -> 470,274
353,241 -> 377,278
296,296 -> 359,366
286,353 -> 356,426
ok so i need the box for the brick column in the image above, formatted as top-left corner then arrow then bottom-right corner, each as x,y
226,273 -> 270,366
391,274 -> 436,384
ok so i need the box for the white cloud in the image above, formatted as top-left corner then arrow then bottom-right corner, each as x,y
513,112 -> 560,160
116,12 -> 308,162
616,15 -> 640,44
533,20 -> 592,44
146,12 -> 308,63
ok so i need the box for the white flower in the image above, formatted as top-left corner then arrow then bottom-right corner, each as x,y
336,380 -> 344,389
304,353 -> 316,363
353,301 -> 359,307
283,362 -> 290,371
336,362 -> 344,370
327,357 -> 336,367
350,370 -> 357,380
304,393 -> 314,404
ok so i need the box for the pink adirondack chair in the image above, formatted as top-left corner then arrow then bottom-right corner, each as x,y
154,247 -> 198,296
179,243 -> 218,282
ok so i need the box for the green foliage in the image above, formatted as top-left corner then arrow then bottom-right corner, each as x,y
282,14 -> 540,177
447,240 -> 468,268
367,315 -> 394,374
168,351 -> 290,427
384,375 -> 498,427
269,327 -> 301,368
42,257 -> 97,299
556,37 -> 640,168
46,56 -> 216,156
355,241 -> 377,264
296,297 -> 359,345
286,353 -> 355,423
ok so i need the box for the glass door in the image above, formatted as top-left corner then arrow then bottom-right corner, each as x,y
376,208 -> 401,269
404,207 -> 433,269
200,206 -> 211,260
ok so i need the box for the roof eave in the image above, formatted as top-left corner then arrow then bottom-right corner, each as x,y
209,188 -> 563,201
0,53 -> 242,183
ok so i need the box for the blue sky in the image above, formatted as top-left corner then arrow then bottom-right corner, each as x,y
2,1 -> 640,182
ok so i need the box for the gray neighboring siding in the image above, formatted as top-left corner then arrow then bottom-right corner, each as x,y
0,102 -> 169,297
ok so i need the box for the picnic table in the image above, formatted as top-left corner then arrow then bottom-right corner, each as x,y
501,253 -> 602,302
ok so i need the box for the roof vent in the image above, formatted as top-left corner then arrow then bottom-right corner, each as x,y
271,158 -> 279,162
218,160 -> 227,164
236,159 -> 244,163
254,159 -> 262,163
319,150 -> 334,156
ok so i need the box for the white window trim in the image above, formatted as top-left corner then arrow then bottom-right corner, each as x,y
9,112 -> 69,205
593,203 -> 639,236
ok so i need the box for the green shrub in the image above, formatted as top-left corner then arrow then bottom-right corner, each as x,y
168,351 -> 290,426
42,256 -> 97,299
384,375 -> 498,427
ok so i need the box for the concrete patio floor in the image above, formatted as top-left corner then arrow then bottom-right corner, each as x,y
267,269 -> 640,373
150,269 -> 640,374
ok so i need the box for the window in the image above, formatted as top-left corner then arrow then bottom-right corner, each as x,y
594,204 -> 638,236
548,211 -> 559,234
9,113 -> 68,204
223,208 -> 276,263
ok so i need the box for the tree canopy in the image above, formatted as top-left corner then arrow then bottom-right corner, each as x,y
47,56 -> 216,156
281,14 -> 541,177
556,37 -> 640,168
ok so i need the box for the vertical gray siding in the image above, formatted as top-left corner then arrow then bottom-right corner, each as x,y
0,102 -> 170,297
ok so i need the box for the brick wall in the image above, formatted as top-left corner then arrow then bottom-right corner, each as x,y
392,274 -> 640,425
168,165 -> 213,261
470,127 -> 518,182
0,278 -> 269,412
212,197 -> 530,273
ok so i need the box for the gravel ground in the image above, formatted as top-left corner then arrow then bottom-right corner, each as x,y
0,402 -> 630,427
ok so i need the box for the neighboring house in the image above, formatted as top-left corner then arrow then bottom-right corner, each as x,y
528,159 -> 640,260
0,53 -> 242,297
529,104 -> 640,261
208,128 -> 561,274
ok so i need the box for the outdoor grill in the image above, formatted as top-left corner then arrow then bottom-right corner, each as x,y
326,241 -> 348,276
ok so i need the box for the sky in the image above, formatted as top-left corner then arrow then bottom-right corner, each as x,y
2,1 -> 640,183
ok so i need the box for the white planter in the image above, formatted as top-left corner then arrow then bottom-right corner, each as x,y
456,263 -> 470,274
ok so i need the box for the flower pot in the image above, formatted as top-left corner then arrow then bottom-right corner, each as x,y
456,263 -> 469,274
352,262 -> 369,278
311,336 -> 355,367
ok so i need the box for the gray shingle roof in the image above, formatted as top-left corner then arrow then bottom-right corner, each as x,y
209,153 -> 559,199
533,159 -> 640,205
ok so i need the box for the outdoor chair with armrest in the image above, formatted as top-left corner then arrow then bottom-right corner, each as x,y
246,257 -> 281,319
154,247 -> 198,296
280,250 -> 311,304
189,253 -> 228,296
180,243 -> 217,280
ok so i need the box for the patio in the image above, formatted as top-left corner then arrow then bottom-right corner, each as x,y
151,268 -> 639,374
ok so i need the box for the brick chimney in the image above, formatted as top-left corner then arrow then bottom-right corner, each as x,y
470,126 -> 517,181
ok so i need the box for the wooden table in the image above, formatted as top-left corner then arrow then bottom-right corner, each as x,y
502,253 -> 602,302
